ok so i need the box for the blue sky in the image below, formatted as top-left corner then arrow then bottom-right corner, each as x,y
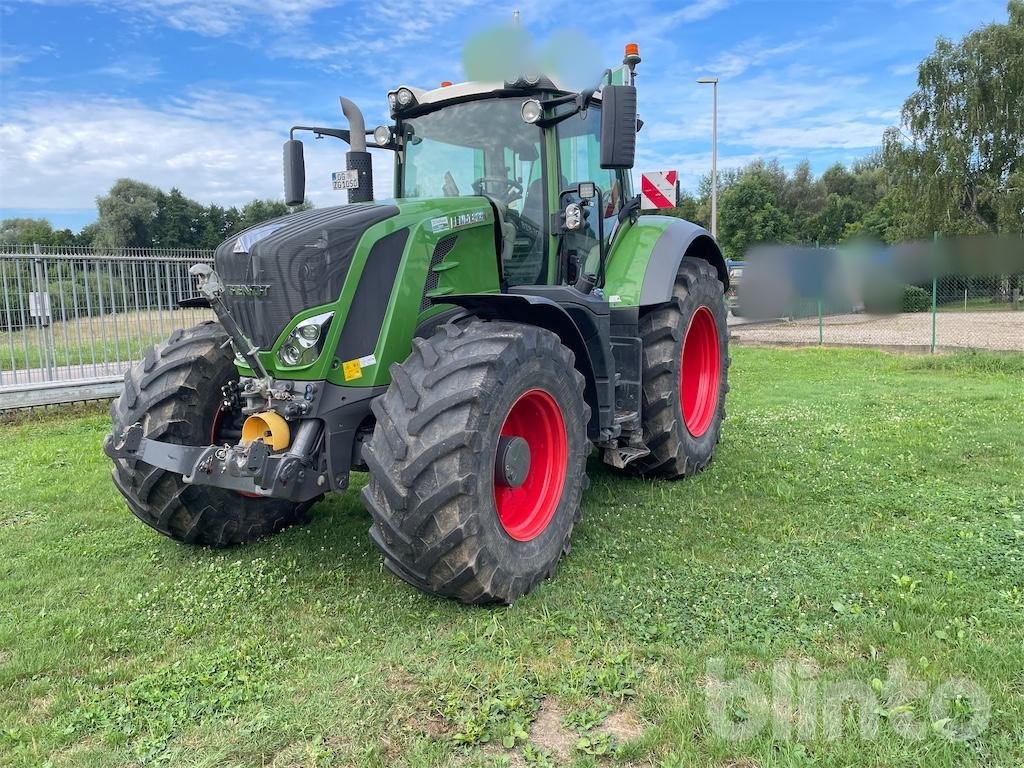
0,0 -> 1010,231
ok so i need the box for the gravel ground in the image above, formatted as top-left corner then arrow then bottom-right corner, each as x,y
731,310 -> 1024,351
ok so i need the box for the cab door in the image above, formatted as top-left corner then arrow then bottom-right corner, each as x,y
555,107 -> 624,283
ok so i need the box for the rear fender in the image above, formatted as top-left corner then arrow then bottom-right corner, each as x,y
605,215 -> 728,307
638,217 -> 728,304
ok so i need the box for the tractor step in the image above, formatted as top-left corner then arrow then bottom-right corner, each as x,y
601,410 -> 649,469
602,443 -> 650,469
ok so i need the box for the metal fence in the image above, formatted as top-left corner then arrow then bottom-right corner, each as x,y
1,244 -> 214,408
3,239 -> 1021,410
731,272 -> 1024,352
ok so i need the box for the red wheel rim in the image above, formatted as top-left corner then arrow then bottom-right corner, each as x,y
493,389 -> 568,541
211,405 -> 262,499
680,306 -> 721,438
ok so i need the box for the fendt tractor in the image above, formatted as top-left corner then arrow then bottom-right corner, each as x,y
105,44 -> 731,604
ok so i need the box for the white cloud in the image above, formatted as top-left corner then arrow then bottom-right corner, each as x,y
15,0 -> 343,38
736,120 -> 887,150
705,38 -> 807,78
634,66 -> 896,191
646,71 -> 887,145
671,0 -> 732,23
94,54 -> 162,83
0,91 -> 385,211
888,62 -> 918,76
1,54 -> 30,74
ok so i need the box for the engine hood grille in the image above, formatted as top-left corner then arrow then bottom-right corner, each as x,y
214,203 -> 399,348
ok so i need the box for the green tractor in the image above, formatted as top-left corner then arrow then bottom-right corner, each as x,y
105,45 -> 730,604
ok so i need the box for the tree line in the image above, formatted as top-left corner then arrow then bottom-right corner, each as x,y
0,179 -> 310,251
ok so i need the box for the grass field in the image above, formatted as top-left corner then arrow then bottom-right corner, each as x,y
1,346 -> 1022,767
937,298 -> 1020,313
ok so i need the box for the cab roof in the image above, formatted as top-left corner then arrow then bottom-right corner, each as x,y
392,76 -> 599,117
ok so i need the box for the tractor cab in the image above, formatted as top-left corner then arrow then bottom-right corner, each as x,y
380,77 -> 637,291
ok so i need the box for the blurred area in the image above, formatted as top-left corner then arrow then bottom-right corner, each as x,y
730,235 -> 1024,352
462,24 -> 604,91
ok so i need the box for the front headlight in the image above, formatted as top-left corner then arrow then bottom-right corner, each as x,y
277,311 -> 333,367
521,99 -> 543,124
396,87 -> 415,107
563,203 -> 583,231
373,124 -> 392,147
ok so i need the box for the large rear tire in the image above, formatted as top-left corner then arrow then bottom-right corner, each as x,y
362,320 -> 590,604
632,257 -> 730,478
107,321 -> 315,546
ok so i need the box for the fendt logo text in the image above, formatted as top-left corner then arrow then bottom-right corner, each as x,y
223,284 -> 271,297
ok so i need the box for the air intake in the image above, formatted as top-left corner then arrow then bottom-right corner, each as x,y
420,235 -> 458,311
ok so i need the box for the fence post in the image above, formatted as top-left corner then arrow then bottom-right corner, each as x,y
32,243 -> 56,381
816,240 -> 823,345
930,230 -> 938,354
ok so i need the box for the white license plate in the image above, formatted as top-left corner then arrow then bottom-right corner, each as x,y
331,170 -> 359,190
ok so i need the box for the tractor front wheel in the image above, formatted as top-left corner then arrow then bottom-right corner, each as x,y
632,257 -> 730,477
107,321 -> 316,546
362,320 -> 590,604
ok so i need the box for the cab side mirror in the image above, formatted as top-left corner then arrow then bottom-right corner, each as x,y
283,139 -> 305,206
600,85 -> 637,169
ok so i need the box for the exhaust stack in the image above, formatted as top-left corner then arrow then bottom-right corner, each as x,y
341,97 -> 373,203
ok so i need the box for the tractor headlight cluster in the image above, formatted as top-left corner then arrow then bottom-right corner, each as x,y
506,74 -> 542,89
388,87 -> 419,117
277,311 -> 333,368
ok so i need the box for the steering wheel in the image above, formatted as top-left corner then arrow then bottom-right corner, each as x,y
472,176 -> 523,203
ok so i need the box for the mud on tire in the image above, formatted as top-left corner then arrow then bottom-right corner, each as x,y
106,321 -> 315,546
632,257 -> 730,478
362,319 -> 590,604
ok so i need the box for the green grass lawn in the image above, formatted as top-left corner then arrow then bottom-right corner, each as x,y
935,297 -> 1020,313
1,346 -> 1022,767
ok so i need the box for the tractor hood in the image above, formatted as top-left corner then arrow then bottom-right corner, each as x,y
214,203 -> 399,349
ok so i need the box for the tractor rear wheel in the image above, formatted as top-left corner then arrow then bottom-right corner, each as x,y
632,257 -> 729,478
362,319 -> 590,604
107,321 -> 316,546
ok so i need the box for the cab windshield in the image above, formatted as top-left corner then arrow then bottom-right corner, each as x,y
399,97 -> 547,284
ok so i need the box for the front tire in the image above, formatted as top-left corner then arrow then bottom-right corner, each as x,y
362,320 -> 590,604
632,257 -> 730,477
107,321 -> 315,546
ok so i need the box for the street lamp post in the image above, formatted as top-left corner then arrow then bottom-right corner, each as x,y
697,77 -> 719,238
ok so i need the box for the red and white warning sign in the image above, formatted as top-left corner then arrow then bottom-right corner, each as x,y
641,170 -> 677,209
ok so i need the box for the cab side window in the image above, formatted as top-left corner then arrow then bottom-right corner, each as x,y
556,108 -> 622,280
556,108 -> 622,234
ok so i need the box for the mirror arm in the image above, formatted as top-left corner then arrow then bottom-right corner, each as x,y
618,194 -> 641,225
290,125 -> 352,144
533,89 -> 596,128
536,104 -> 582,129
